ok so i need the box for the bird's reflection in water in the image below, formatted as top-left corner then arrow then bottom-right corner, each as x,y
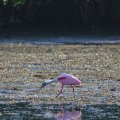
39,104 -> 82,119
58,104 -> 82,120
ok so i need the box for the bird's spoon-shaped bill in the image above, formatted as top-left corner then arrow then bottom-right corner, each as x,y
35,82 -> 47,95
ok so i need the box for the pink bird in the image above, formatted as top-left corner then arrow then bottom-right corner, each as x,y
37,74 -> 82,98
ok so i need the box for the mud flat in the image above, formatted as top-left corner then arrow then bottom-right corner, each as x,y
0,44 -> 120,106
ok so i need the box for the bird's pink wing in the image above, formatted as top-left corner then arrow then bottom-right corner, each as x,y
58,77 -> 66,84
58,77 -> 66,80
58,75 -> 81,85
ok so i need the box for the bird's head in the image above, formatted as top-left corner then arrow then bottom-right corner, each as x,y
40,82 -> 46,88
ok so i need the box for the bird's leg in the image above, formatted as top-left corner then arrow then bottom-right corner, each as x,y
60,104 -> 64,112
56,85 -> 64,98
71,104 -> 75,112
71,85 -> 75,98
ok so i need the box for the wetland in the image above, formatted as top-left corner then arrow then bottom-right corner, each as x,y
0,44 -> 120,119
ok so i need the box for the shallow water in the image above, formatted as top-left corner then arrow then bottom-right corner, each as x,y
1,35 -> 120,45
0,102 -> 120,120
0,44 -> 120,119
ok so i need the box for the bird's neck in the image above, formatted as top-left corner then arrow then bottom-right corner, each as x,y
45,78 -> 58,85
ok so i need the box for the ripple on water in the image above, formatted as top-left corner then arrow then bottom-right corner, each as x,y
0,91 -> 13,95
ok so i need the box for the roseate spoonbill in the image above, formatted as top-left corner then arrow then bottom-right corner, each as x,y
36,74 -> 82,98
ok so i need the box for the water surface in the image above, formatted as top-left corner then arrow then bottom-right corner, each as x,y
0,102 -> 120,120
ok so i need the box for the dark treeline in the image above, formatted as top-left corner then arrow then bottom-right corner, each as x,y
0,0 -> 120,27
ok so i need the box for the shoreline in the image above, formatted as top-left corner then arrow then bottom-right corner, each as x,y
1,36 -> 120,45
1,26 -> 120,45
